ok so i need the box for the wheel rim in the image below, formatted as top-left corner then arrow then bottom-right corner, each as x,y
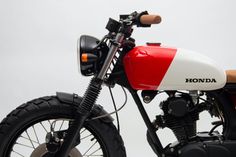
8,119 -> 104,157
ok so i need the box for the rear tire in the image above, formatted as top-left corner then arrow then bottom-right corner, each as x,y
0,96 -> 126,157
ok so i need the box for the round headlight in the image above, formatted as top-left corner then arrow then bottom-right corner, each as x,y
78,35 -> 100,76
77,35 -> 109,76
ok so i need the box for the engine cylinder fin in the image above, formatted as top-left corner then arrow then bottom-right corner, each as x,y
158,94 -> 199,142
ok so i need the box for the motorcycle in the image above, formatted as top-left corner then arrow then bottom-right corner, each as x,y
0,11 -> 236,157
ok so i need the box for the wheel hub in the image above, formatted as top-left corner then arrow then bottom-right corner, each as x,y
30,143 -> 82,157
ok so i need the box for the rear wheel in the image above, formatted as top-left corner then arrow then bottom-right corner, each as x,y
0,96 -> 126,157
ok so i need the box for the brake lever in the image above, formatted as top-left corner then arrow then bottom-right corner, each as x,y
119,11 -> 138,25
135,11 -> 151,27
120,11 -> 151,27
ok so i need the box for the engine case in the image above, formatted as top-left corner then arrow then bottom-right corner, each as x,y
178,141 -> 236,157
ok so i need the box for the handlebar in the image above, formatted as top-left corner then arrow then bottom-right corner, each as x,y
99,11 -> 161,80
139,14 -> 162,25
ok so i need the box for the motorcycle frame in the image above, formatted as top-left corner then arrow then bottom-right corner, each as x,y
128,88 -> 164,156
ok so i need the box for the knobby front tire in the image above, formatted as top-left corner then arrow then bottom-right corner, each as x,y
0,96 -> 126,157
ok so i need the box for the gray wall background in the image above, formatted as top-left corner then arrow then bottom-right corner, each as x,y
0,0 -> 236,156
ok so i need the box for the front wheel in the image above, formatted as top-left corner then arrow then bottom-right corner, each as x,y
0,96 -> 126,157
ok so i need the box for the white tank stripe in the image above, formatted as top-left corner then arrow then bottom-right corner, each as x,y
158,49 -> 226,91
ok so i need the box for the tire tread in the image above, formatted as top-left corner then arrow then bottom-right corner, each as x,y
0,96 -> 126,157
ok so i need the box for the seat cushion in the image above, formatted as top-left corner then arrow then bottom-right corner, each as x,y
226,70 -> 236,83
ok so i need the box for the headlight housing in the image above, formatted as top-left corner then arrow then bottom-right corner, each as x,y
77,35 -> 109,76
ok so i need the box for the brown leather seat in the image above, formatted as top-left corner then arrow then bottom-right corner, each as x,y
226,70 -> 236,83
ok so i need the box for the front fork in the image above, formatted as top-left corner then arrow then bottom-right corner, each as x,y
55,33 -> 125,157
55,78 -> 102,157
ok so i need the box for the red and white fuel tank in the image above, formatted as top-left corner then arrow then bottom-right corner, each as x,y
123,45 -> 226,91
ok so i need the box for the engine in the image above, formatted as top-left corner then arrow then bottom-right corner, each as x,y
142,91 -> 236,157
155,92 -> 199,142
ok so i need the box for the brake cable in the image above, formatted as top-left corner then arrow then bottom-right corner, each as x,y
90,86 -> 128,132
108,86 -> 120,132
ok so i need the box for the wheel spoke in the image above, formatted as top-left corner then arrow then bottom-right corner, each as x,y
86,147 -> 102,156
80,128 -> 86,134
40,122 -> 49,133
20,135 -> 40,145
59,120 -> 65,130
25,130 -> 36,149
12,150 -> 26,157
32,125 -> 40,144
82,141 -> 98,156
15,142 -> 34,149
81,133 -> 93,141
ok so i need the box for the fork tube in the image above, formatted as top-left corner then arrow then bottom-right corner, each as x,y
97,32 -> 124,79
129,89 -> 163,156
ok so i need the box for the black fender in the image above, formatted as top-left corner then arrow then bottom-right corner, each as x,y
56,92 -> 114,123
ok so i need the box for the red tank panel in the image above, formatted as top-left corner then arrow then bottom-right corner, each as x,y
123,45 -> 177,90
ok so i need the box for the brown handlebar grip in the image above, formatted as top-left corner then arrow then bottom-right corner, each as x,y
140,15 -> 162,25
